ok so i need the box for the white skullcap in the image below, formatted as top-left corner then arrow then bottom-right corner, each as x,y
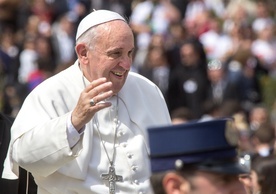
76,10 -> 126,41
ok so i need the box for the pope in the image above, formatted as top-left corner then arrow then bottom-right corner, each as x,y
2,10 -> 171,194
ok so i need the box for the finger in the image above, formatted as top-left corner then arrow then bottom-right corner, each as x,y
84,77 -> 107,93
91,90 -> 113,105
90,100 -> 112,111
89,82 -> 112,98
87,97 -> 112,117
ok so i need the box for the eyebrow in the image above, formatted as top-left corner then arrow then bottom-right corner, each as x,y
106,47 -> 135,55
106,48 -> 123,54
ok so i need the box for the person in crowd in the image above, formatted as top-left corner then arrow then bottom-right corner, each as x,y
0,28 -> 19,84
199,15 -> 233,62
170,106 -> 194,124
252,1 -> 274,38
138,35 -> 171,101
0,0 -> 20,31
248,104 -> 270,132
29,0 -> 54,38
2,10 -> 171,194
18,36 -> 38,84
224,48 -> 265,112
205,59 -> 241,106
148,118 -> 248,194
251,17 -> 276,77
249,155 -> 276,194
26,57 -> 55,92
249,122 -> 275,158
200,99 -> 228,121
51,12 -> 76,66
35,35 -> 57,73
129,0 -> 180,68
184,0 -> 208,38
167,38 -> 209,118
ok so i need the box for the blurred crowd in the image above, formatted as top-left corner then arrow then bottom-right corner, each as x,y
0,0 -> 276,192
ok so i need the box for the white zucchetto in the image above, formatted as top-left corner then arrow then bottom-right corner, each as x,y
76,10 -> 126,41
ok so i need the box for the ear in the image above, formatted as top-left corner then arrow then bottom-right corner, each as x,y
75,43 -> 89,64
162,172 -> 190,194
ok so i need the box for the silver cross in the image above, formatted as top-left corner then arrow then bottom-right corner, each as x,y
101,166 -> 123,194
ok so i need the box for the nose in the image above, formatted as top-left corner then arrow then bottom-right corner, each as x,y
119,55 -> 132,70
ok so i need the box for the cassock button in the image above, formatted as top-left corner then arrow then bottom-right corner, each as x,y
121,143 -> 127,148
134,180 -> 139,184
118,130 -> 124,136
131,166 -> 138,171
127,153 -> 133,159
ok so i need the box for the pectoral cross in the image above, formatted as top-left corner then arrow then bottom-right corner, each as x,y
101,166 -> 123,194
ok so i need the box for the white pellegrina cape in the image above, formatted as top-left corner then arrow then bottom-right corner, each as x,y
2,60 -> 171,194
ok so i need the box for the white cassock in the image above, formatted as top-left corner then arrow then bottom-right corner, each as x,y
2,60 -> 171,194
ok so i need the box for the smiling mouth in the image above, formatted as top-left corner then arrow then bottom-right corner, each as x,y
111,71 -> 124,77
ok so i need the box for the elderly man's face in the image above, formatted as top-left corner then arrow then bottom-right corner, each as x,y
86,20 -> 134,94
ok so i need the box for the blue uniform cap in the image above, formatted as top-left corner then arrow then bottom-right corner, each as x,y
148,118 -> 248,174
